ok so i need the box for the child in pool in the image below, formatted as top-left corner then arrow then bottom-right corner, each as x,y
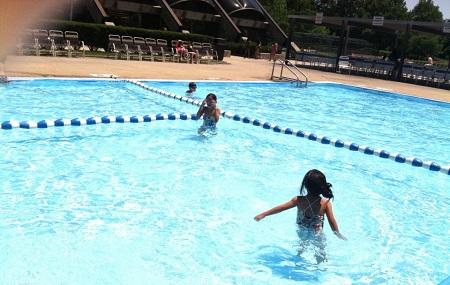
254,169 -> 346,262
185,82 -> 197,96
196,93 -> 221,135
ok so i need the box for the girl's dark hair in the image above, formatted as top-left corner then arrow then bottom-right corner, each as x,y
299,169 -> 334,199
206,93 -> 217,101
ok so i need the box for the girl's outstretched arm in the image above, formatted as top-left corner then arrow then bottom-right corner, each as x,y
254,197 -> 298,221
324,201 -> 347,240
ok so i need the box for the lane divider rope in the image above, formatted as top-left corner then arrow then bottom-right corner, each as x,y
124,79 -> 450,176
1,112 -> 197,128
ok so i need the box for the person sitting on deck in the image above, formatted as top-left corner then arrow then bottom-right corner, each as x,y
425,55 -> 433,67
175,40 -> 188,58
186,44 -> 197,63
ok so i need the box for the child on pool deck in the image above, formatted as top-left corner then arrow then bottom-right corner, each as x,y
254,169 -> 346,262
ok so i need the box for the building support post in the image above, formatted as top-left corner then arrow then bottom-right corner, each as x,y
69,0 -> 74,21
285,18 -> 294,63
447,36 -> 450,70
397,22 -> 411,81
343,25 -> 350,55
335,18 -> 347,73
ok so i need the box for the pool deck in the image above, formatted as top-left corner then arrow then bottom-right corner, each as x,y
4,55 -> 450,102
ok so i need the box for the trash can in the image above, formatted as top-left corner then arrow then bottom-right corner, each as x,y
213,37 -> 226,61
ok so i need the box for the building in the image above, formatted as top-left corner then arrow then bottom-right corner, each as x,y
57,0 -> 287,43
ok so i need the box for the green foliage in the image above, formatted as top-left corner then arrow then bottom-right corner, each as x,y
315,0 -> 365,17
410,0 -> 443,21
268,0 -> 289,30
361,0 -> 409,20
287,0 -> 316,15
310,26 -> 330,34
440,37 -> 450,59
407,33 -> 443,58
38,20 -> 211,50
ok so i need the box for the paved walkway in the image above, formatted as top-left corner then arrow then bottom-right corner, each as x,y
4,55 -> 449,102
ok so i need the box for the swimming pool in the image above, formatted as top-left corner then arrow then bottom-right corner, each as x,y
0,79 -> 449,284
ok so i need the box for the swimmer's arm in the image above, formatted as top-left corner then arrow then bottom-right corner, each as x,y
214,108 -> 221,122
196,101 -> 206,119
254,196 -> 298,221
325,201 -> 347,240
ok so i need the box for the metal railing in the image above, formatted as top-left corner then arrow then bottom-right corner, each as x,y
271,59 -> 308,87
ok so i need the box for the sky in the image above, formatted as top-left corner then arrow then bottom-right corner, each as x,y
405,0 -> 450,19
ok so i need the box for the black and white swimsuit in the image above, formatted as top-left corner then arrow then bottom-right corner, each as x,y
296,196 -> 324,232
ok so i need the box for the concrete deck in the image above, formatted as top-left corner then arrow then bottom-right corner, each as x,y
4,55 -> 449,102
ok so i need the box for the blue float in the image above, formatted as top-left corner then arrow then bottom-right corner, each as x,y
273,125 -> 282,133
308,133 -> 317,141
349,143 -> 359,151
379,150 -> 390,158
262,122 -> 271,129
334,140 -> 344,147
321,137 -> 331,144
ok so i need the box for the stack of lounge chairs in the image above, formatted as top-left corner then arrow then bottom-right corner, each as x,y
295,51 -> 449,89
107,34 -> 218,64
15,30 -> 221,65
296,52 -> 336,71
17,29 -> 85,57
400,64 -> 450,88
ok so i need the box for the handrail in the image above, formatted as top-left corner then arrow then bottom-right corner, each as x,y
270,59 -> 308,87
285,59 -> 309,86
271,59 -> 300,85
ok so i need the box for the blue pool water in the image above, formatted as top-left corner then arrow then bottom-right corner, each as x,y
0,79 -> 449,284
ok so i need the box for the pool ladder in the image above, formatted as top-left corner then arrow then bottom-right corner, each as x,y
271,59 -> 308,87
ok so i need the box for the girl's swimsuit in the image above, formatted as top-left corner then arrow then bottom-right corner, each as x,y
202,116 -> 216,128
198,114 -> 217,135
296,196 -> 324,233
296,196 -> 327,263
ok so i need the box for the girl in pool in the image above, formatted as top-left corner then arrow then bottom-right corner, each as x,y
196,93 -> 221,135
254,169 -> 345,263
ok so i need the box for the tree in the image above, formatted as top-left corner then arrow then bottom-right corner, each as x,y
269,0 -> 288,30
407,34 -> 443,58
410,0 -> 443,22
354,1 -> 409,52
314,0 -> 365,17
287,0 -> 316,15
362,0 -> 409,20
258,0 -> 272,8
440,36 -> 450,60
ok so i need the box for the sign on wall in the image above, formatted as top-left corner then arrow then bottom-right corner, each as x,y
444,20 -> 450,33
315,12 -> 323,25
372,16 -> 384,26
